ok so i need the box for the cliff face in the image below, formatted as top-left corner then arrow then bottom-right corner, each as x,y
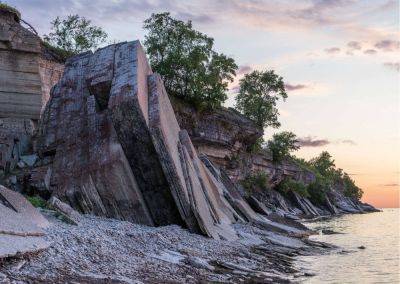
172,99 -> 377,217
0,8 -> 63,183
33,41 -> 300,240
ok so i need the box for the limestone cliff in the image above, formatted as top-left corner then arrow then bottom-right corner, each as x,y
172,99 -> 377,217
33,41 -> 301,240
0,7 -> 63,183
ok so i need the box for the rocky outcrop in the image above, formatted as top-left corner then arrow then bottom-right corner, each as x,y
172,99 -> 377,217
34,40 -> 299,240
0,7 -> 63,120
0,7 -> 63,189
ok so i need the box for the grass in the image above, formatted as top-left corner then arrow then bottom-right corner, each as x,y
26,195 -> 47,209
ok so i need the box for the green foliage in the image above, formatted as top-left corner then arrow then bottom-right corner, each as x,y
305,151 -> 363,201
341,172 -> 363,199
276,177 -> 309,198
241,171 -> 269,195
235,70 -> 287,129
267,131 -> 300,162
307,173 -> 330,205
42,41 -> 74,62
247,137 -> 265,153
26,195 -> 47,209
143,12 -> 237,110
44,14 -> 108,55
0,2 -> 20,20
309,151 -> 335,177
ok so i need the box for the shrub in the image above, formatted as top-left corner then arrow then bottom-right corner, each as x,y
241,171 -> 269,195
276,177 -> 309,198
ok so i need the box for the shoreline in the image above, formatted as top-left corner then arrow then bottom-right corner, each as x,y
1,210 -> 347,284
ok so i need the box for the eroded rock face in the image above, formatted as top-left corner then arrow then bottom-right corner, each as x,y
0,8 -> 63,188
36,41 -> 266,239
172,99 -> 377,217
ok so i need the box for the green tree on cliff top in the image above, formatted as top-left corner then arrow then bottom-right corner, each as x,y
44,14 -> 108,55
267,131 -> 300,162
143,12 -> 237,109
235,70 -> 288,129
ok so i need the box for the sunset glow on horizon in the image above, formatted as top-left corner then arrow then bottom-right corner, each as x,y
8,0 -> 399,207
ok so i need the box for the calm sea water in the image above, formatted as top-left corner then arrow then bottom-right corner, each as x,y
296,208 -> 400,283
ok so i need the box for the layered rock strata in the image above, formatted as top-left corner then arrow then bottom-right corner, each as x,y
172,98 -> 378,217
0,7 -> 63,184
36,41 -> 285,240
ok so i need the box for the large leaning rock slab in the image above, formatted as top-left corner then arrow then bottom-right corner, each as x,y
37,52 -> 154,226
148,73 -> 237,239
107,42 -> 184,226
148,74 -> 199,232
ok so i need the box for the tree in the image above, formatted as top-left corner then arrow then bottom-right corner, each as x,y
44,15 -> 107,55
267,131 -> 300,162
309,151 -> 335,177
342,173 -> 363,200
143,12 -> 237,109
307,151 -> 364,201
235,70 -> 287,128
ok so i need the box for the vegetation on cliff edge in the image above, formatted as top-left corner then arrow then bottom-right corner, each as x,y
144,12 -> 237,110
44,14 -> 108,55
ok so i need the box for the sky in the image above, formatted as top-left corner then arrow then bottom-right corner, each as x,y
6,0 -> 399,207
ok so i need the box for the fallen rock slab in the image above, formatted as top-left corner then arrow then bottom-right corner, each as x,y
0,185 -> 49,229
0,186 -> 50,259
0,234 -> 49,259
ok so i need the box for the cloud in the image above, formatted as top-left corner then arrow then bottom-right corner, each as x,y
374,39 -> 400,51
237,65 -> 252,75
296,136 -> 357,147
175,11 -> 215,24
297,136 -> 330,147
364,49 -> 377,55
383,62 -> 400,72
290,0 -> 355,25
382,183 -> 399,187
347,41 -> 362,50
285,83 -> 309,91
341,139 -> 357,145
324,47 -> 341,54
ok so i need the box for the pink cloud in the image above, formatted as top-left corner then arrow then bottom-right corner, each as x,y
325,47 -> 341,54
